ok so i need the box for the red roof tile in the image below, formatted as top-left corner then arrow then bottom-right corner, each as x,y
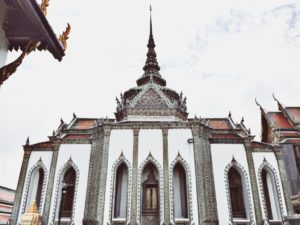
73,119 -> 94,130
266,112 -> 293,129
209,119 -> 232,130
0,188 -> 15,203
285,107 -> 300,125
282,138 -> 300,144
279,131 -> 300,137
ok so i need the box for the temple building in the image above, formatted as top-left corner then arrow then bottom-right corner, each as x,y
0,0 -> 69,86
11,10 -> 300,225
256,96 -> 300,214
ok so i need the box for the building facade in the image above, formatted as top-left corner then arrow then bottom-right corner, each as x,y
11,12 -> 300,225
0,186 -> 15,225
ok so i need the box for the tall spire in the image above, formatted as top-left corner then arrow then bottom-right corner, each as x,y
143,5 -> 160,75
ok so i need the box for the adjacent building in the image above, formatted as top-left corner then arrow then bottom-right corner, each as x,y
10,10 -> 300,225
0,0 -> 68,86
0,186 -> 15,225
257,96 -> 300,214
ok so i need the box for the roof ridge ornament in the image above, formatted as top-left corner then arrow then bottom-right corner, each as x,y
59,23 -> 71,51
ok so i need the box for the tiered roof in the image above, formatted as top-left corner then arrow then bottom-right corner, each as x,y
257,96 -> 300,144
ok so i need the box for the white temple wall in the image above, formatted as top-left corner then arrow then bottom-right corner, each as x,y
252,152 -> 288,217
211,144 -> 256,223
103,129 -> 133,224
17,151 -> 53,224
168,129 -> 199,225
0,1 -> 8,67
138,129 -> 163,166
48,144 -> 91,225
138,129 -> 164,222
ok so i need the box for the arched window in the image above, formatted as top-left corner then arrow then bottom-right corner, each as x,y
173,163 -> 188,218
228,167 -> 246,218
141,163 -> 160,225
113,163 -> 128,219
58,167 -> 76,219
262,168 -> 281,220
26,167 -> 44,210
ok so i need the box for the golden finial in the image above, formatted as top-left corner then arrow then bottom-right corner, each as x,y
59,23 -> 71,51
26,201 -> 39,214
40,0 -> 50,16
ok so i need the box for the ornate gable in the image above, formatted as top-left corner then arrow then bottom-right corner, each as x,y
135,88 -> 168,109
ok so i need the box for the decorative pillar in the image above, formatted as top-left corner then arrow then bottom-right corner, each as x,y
21,201 -> 41,225
244,140 -> 263,224
10,148 -> 31,225
42,142 -> 60,225
273,145 -> 294,215
97,126 -> 111,225
162,128 -> 172,225
83,129 -> 104,225
192,126 -> 218,225
128,128 -> 140,225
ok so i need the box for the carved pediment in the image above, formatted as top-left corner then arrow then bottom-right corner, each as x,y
135,88 -> 168,109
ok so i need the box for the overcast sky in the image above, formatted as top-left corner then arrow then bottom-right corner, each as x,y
1,0 -> 300,189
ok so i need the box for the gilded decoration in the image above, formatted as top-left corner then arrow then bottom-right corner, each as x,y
59,23 -> 71,51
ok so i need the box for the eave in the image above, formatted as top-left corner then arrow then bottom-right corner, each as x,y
4,0 -> 65,61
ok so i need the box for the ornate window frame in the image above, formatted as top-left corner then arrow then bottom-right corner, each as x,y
257,158 -> 284,223
21,158 -> 48,213
51,158 -> 80,225
107,152 -> 132,225
224,158 -> 255,225
169,153 -> 193,224
137,153 -> 164,224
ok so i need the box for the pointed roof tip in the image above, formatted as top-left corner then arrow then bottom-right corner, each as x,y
272,93 -> 284,109
142,4 -> 160,75
26,136 -> 30,145
149,5 -> 153,37
255,98 -> 263,110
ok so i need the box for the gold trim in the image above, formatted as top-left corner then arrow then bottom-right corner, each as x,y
40,0 -> 49,16
59,23 -> 71,50
0,41 -> 40,86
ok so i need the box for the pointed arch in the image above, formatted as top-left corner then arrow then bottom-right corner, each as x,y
137,153 -> 164,224
224,158 -> 254,225
21,158 -> 48,213
169,154 -> 193,223
258,159 -> 284,223
51,158 -> 80,225
108,153 -> 132,224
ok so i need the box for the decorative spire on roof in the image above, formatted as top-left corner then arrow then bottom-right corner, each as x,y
142,5 -> 161,76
